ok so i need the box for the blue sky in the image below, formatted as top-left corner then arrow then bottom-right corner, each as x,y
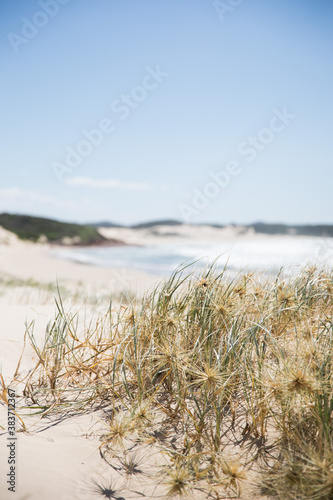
0,0 -> 332,225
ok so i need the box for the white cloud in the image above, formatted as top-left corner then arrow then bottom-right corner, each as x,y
64,176 -> 155,191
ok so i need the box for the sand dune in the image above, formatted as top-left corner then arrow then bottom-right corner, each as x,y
98,223 -> 258,245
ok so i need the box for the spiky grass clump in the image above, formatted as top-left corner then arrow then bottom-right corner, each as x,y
261,445 -> 333,500
19,264 -> 333,499
163,463 -> 195,498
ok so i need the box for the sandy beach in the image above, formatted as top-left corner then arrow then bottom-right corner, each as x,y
0,225 -> 329,500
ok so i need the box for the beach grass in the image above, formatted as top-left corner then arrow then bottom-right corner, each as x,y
15,263 -> 333,498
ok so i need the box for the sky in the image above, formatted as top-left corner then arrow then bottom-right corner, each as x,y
0,0 -> 332,225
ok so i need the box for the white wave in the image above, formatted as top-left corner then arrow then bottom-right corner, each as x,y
50,237 -> 333,276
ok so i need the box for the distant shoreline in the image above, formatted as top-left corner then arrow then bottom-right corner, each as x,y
52,237 -> 129,248
1,214 -> 333,247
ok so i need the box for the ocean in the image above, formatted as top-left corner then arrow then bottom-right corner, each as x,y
51,236 -> 333,277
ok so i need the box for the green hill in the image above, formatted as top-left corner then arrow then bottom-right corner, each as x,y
0,213 -> 105,245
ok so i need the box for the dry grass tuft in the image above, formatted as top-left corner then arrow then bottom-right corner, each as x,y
18,263 -> 333,499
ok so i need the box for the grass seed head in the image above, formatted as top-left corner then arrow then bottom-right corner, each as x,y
188,363 -> 222,392
284,367 -> 318,395
164,463 -> 193,498
105,415 -> 133,448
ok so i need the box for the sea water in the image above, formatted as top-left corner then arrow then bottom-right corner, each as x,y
50,236 -> 333,277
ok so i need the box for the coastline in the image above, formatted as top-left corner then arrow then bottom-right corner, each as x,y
0,240 -> 159,296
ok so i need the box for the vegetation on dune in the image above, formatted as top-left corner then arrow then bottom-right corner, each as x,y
251,222 -> 333,237
0,212 -> 105,244
131,219 -> 183,229
11,264 -> 333,498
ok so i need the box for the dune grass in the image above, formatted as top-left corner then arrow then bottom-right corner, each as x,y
17,264 -> 333,498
